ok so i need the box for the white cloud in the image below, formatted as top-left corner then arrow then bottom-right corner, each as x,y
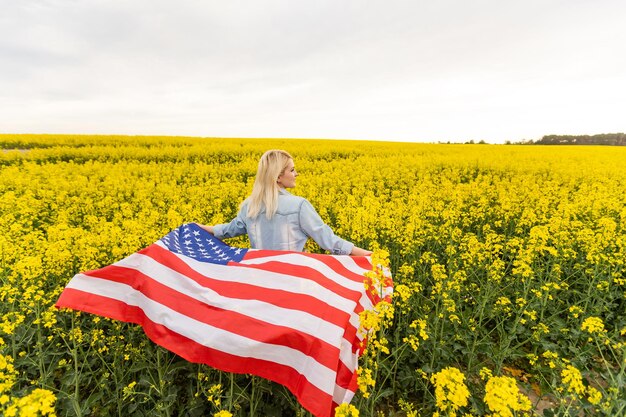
1,0 -> 625,143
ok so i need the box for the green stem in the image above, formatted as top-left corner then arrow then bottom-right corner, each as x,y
35,302 -> 45,383
156,348 -> 171,417
429,298 -> 444,371
594,339 -> 617,386
467,286 -> 492,372
250,376 -> 256,417
228,372 -> 234,411
70,314 -> 82,417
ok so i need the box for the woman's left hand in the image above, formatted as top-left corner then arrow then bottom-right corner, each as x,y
197,224 -> 215,234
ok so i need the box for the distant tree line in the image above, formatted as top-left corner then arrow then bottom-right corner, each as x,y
521,133 -> 626,146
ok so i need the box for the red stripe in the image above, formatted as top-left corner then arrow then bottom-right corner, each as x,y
80,265 -> 341,371
242,250 -> 372,282
57,240 -> 380,416
334,356 -> 357,389
228,257 -> 366,354
237,251 -> 376,326
240,255 -> 375,338
231,261 -> 364,309
352,256 -> 372,271
146,244 -> 367,358
243,251 -> 372,284
231,259 -> 365,353
133,244 -> 353,331
56,288 -> 336,417
314,254 -> 372,283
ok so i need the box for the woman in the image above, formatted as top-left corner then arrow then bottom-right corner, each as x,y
199,150 -> 371,256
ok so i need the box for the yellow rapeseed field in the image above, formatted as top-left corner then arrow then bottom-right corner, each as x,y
1,134 -> 625,416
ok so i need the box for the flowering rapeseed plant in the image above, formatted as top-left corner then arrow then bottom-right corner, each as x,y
430,367 -> 470,416
1,134 -> 625,416
335,403 -> 360,417
483,376 -> 531,417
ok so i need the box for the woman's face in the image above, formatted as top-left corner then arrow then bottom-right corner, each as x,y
277,159 -> 298,188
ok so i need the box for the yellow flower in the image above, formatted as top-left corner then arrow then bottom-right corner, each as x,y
561,365 -> 585,397
335,403 -> 359,417
206,384 -> 223,407
0,354 -> 18,393
541,350 -> 559,369
531,323 -> 549,340
402,334 -> 421,351
495,297 -> 512,308
7,388 -> 57,417
213,411 -> 233,417
523,310 -> 537,321
413,319 -> 429,340
484,376 -> 531,417
394,284 -> 412,303
357,367 -> 375,398
358,310 -> 380,333
122,381 -> 137,400
364,249 -> 392,300
568,305 -> 583,318
430,367 -> 469,414
581,316 -> 606,334
479,367 -> 493,381
587,386 -> 602,405
397,398 -> 417,417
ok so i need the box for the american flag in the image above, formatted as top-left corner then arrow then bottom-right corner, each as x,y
55,223 -> 393,417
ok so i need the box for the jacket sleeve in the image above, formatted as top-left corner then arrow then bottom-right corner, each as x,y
298,199 -> 354,255
213,205 -> 247,239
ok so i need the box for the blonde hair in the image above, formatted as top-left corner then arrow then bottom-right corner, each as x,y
245,150 -> 293,219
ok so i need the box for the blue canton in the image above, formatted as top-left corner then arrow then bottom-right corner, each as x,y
160,223 -> 247,265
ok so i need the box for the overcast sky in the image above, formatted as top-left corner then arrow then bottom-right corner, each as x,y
2,0 -> 625,143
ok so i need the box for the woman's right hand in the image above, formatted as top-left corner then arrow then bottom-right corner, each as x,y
350,246 -> 372,256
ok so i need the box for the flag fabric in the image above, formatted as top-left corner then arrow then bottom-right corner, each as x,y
55,223 -> 393,417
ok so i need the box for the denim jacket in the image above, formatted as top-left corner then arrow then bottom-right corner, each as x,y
213,189 -> 354,255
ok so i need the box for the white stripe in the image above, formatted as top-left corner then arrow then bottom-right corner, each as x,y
154,242 -> 359,312
144,247 -> 365,385
236,251 -> 374,341
330,255 -> 394,302
339,338 -> 358,367
67,275 -> 336,395
142,244 -> 369,395
237,252 -> 366,292
234,250 -> 385,374
111,253 -> 346,348
164,246 -> 372,349
246,251 -> 372,282
333,345 -> 359,406
171,248 -> 370,353
333,383 -> 356,405
332,255 -> 372,276
139,247 -> 366,379
239,251 -> 376,313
